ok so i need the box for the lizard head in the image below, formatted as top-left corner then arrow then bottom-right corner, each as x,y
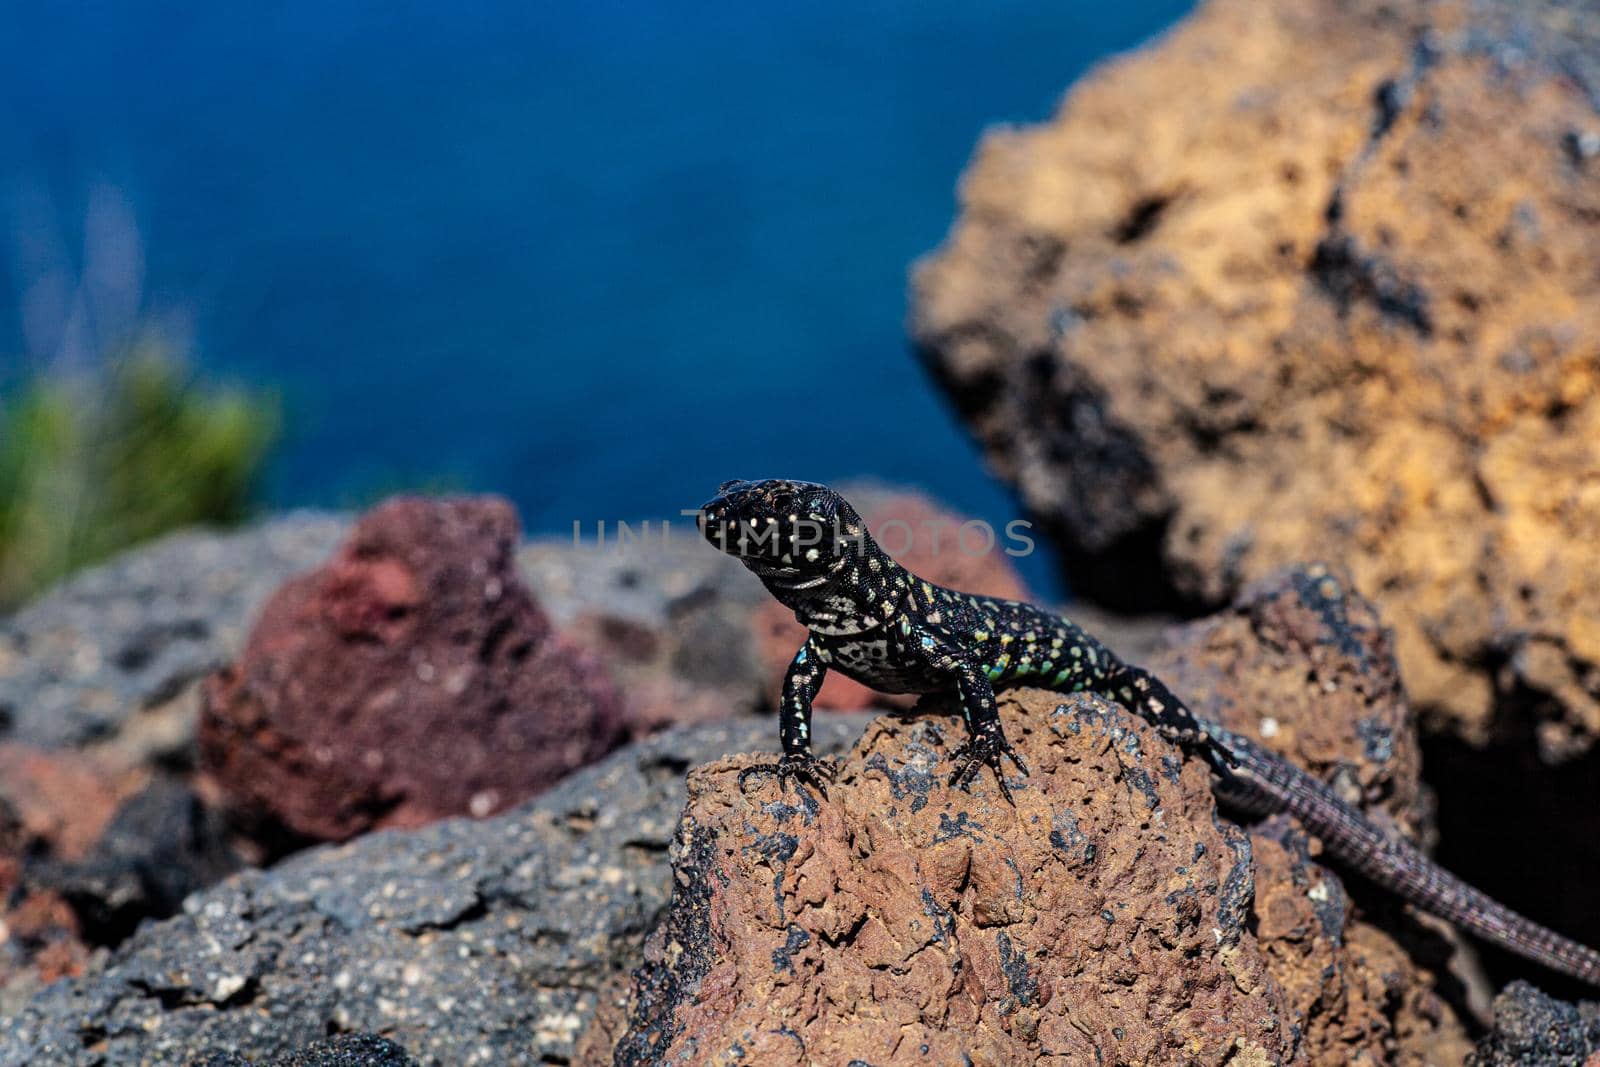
699,479 -> 867,579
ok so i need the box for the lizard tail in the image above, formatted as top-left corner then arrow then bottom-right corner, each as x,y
1211,727 -> 1600,989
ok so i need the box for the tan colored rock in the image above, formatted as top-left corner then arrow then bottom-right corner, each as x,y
615,691 -> 1465,1065
911,0 -> 1600,759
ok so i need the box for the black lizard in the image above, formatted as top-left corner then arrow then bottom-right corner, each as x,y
698,478 -> 1600,988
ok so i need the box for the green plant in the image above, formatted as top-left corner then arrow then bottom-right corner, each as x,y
0,340 -> 278,610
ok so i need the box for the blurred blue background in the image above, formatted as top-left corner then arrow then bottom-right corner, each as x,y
0,0 -> 1189,589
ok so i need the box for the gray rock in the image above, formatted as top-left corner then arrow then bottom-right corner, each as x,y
1467,980 -> 1600,1066
0,512 -> 764,767
0,514 -> 346,754
0,715 -> 875,1066
517,526 -> 762,632
189,1033 -> 417,1066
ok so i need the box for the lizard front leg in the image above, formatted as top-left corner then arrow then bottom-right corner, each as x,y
907,622 -> 1030,802
947,663 -> 1031,802
739,637 -> 836,797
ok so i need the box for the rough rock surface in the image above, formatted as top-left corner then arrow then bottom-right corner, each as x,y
0,745 -> 147,1005
541,529 -> 770,738
0,503 -> 774,770
0,486 -> 1025,766
0,744 -> 145,862
0,515 -> 345,761
2,773 -> 238,1011
0,797 -> 89,1014
616,692 -> 1466,1065
756,488 -> 1031,711
1466,980 -> 1600,1066
199,497 -> 626,842
0,717 -> 875,1066
189,1033 -> 419,1066
911,0 -> 1600,760
35,778 -> 242,946
1152,564 -> 1427,837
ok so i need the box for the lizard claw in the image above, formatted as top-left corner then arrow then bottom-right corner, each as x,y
1155,721 -> 1240,778
739,753 -> 837,800
947,731 -> 1029,804
1132,682 -> 1240,776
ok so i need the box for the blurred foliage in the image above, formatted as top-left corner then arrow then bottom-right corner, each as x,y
0,341 -> 277,610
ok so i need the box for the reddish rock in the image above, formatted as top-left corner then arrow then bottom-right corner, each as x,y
1250,817 -> 1472,1066
0,746 -> 141,998
0,796 -> 91,1000
2,888 -> 88,984
0,744 -> 143,862
1150,563 -> 1427,835
756,490 -> 1030,710
199,496 -> 626,842
616,690 -> 1465,1065
613,567 -> 1481,1064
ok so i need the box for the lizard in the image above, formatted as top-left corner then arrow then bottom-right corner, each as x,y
698,478 -> 1600,988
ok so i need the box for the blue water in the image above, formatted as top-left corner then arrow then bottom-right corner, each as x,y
1,1 -> 1189,592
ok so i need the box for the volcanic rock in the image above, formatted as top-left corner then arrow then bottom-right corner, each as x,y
0,744 -> 142,1006
911,0 -> 1600,761
1466,980 -> 1600,1066
34,778 -> 241,946
0,716 -> 875,1066
188,1034 -> 419,1066
616,691 -> 1466,1065
1151,563 -> 1426,835
0,514 -> 346,763
0,743 -> 143,861
199,496 -> 626,842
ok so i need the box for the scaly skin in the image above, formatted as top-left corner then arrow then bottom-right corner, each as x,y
699,478 -> 1600,988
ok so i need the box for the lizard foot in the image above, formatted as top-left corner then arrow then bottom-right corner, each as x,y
1122,673 -> 1241,777
947,731 -> 1030,804
1154,720 -> 1240,779
738,753 -> 837,800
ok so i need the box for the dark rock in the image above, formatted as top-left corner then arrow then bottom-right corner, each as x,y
911,0 -> 1600,763
0,484 -> 934,776
189,1033 -> 419,1066
0,507 -> 767,780
1467,980 -> 1600,1066
0,745 -> 141,1006
616,691 -> 1466,1064
0,882 -> 89,1016
0,791 -> 90,1013
199,496 -> 626,842
35,778 -> 241,945
0,716 -> 875,1066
